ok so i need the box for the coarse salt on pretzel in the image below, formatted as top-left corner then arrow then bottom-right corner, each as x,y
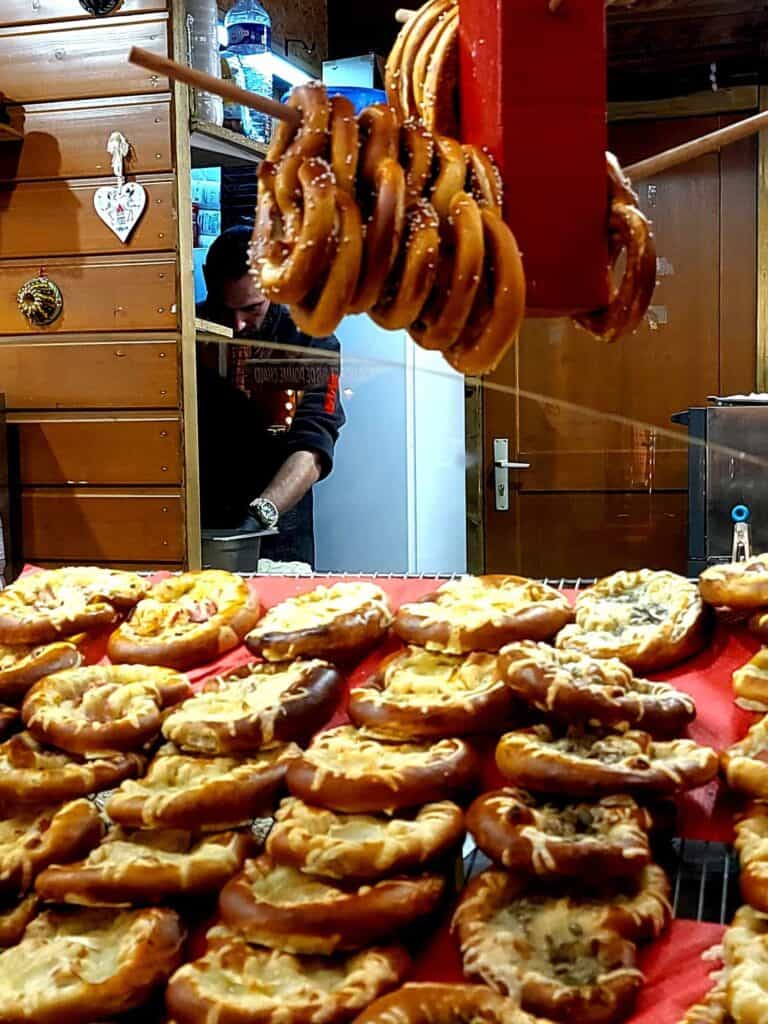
22,664 -> 190,755
413,5 -> 459,135
429,135 -> 467,219
348,157 -> 406,314
385,0 -> 456,126
330,94 -> 359,194
355,984 -> 552,1024
0,639 -> 82,703
464,145 -> 505,212
286,725 -> 479,813
266,796 -> 464,881
722,718 -> 768,799
401,121 -> 436,204
348,646 -> 514,741
370,200 -> 440,331
166,927 -> 410,1024
499,641 -> 696,736
219,854 -> 444,954
266,80 -> 331,165
700,554 -> 768,610
466,788 -> 652,879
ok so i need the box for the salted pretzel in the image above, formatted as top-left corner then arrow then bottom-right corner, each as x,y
401,121 -> 435,203
370,200 -> 440,331
355,985 -> 552,1024
430,135 -> 468,218
444,206 -> 526,376
35,827 -> 252,907
348,646 -> 514,741
0,567 -> 148,644
496,725 -> 718,798
167,927 -> 410,1024
106,742 -> 299,831
22,664 -> 190,755
0,799 -> 103,896
453,868 -> 644,1024
0,732 -> 145,809
499,641 -> 696,736
245,581 -> 392,663
330,94 -> 359,193
464,145 -> 504,212
349,157 -> 406,314
574,155 -> 657,343
162,660 -> 343,755
286,725 -> 480,813
219,854 -> 444,954
0,906 -> 184,1022
266,80 -> 331,165
731,649 -> 768,711
266,797 -> 464,881
722,717 -> 768,799
0,638 -> 82,703
466,788 -> 652,879
385,0 -> 455,124
700,553 -> 768,609
394,575 -> 573,653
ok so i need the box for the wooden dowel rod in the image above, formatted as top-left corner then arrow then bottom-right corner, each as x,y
395,8 -> 416,22
625,109 -> 768,180
128,46 -> 301,127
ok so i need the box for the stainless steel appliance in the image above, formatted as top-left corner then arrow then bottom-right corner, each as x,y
672,399 -> 768,575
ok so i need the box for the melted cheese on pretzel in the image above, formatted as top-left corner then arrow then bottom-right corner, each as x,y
721,906 -> 768,1024
0,644 -> 36,670
702,555 -> 768,582
25,666 -> 167,733
733,651 -> 768,711
241,860 -> 348,905
253,583 -> 390,635
120,570 -> 247,640
0,568 -> 146,627
357,649 -> 501,710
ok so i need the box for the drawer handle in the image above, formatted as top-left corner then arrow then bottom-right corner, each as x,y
17,275 -> 63,327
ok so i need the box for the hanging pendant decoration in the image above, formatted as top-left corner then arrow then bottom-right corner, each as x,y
78,0 -> 122,15
93,132 -> 147,244
17,269 -> 63,327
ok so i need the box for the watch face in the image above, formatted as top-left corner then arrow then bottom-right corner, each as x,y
254,500 -> 278,528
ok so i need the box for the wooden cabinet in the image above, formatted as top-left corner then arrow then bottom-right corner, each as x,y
0,14 -> 169,104
0,255 -> 178,334
0,339 -> 179,409
21,488 -> 185,562
0,96 -> 173,182
0,0 -> 167,27
0,176 -> 176,258
16,416 -> 183,485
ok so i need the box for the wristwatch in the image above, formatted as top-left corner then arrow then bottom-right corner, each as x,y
249,497 -> 279,530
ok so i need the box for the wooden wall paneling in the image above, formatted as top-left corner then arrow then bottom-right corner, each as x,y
0,175 -> 176,258
0,254 -> 177,334
21,488 -> 184,562
0,338 -> 179,409
14,415 -> 183,485
0,96 -> 173,183
758,86 -> 768,392
0,0 -> 167,27
0,15 -> 169,104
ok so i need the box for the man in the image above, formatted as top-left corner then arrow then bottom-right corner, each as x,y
196,226 -> 345,567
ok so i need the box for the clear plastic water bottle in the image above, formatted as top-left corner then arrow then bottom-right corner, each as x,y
225,0 -> 273,144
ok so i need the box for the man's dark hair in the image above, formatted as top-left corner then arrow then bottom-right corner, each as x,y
202,225 -> 253,293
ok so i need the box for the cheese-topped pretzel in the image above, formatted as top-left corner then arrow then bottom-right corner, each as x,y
166,927 -> 410,1024
0,567 -> 148,644
22,664 -> 190,755
355,984 -> 552,1024
466,789 -> 652,879
370,200 -> 440,332
35,827 -> 252,907
0,894 -> 38,949
499,641 -> 696,736
394,575 -> 573,654
556,569 -> 709,673
748,609 -> 768,644
107,570 -> 262,671
444,207 -> 526,376
0,638 -> 82,703
700,554 -> 768,610
731,649 -> 768,712
0,706 -> 19,741
496,725 -> 718,798
734,802 -> 768,915
722,718 -> 768,799
574,154 -> 657,344
0,906 -> 183,1022
106,743 -> 298,831
453,869 -> 644,1024
162,660 -> 343,755
410,191 -> 485,353
245,581 -> 392,663
266,797 -> 464,881
266,80 -> 331,165
348,647 -> 514,741
0,732 -> 145,809
286,725 -> 479,813
219,854 -> 444,954
722,905 -> 768,1023
0,799 -> 102,896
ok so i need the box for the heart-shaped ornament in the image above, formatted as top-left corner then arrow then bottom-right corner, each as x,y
93,181 -> 147,243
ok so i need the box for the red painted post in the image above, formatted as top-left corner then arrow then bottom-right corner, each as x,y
459,0 -> 610,315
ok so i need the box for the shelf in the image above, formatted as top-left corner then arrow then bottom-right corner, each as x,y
0,123 -> 22,142
195,316 -> 234,344
190,120 -> 268,168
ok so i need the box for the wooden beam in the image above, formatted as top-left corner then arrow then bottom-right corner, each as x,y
757,84 -> 768,391
609,86 -> 758,121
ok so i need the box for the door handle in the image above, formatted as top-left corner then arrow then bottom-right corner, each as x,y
493,438 -> 529,511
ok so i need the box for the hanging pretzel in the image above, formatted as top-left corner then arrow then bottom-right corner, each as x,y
370,199 -> 440,331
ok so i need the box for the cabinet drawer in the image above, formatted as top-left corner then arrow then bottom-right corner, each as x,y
0,96 -> 172,182
0,15 -> 168,104
0,254 -> 177,334
0,176 -> 176,258
16,417 -> 182,485
0,340 -> 178,409
0,0 -> 166,27
21,488 -> 184,562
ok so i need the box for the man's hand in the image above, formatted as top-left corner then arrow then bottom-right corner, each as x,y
256,451 -> 323,516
